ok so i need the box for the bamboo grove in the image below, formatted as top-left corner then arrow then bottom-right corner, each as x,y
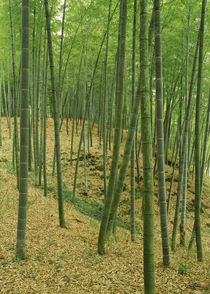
0,0 -> 209,293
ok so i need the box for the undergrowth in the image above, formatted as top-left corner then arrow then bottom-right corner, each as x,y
47,184 -> 141,234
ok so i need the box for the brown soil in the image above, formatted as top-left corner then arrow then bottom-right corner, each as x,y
0,118 -> 209,294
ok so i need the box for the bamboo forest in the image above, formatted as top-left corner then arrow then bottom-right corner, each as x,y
0,0 -> 209,293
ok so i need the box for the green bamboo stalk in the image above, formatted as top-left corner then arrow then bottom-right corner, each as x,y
32,7 -> 38,186
140,0 -> 155,292
44,0 -> 65,228
180,7 -> 190,246
16,0 -> 30,260
43,44 -> 48,197
194,0 -> 207,262
154,0 -> 170,267
171,40 -> 199,252
130,0 -> 137,242
102,0 -> 112,199
98,0 -> 127,255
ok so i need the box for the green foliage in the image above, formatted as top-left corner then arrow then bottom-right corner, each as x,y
135,188 -> 142,200
36,250 -> 46,262
61,187 -> 141,233
89,219 -> 98,228
47,240 -> 53,245
0,0 -> 21,72
9,244 -> 15,250
11,257 -> 21,263
178,262 -> 191,275
85,249 -> 104,267
48,283 -> 57,287
2,257 -> 25,267
0,163 -> 15,175
0,157 -> 8,163
47,186 -> 57,194
62,188 -> 103,220
30,272 -> 35,279
59,254 -> 67,260
1,259 -> 8,267
64,276 -> 71,283
55,263 -> 63,270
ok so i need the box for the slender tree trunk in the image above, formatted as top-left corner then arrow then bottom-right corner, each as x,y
180,7 -> 190,246
171,40 -> 199,252
5,64 -> 12,139
9,0 -> 20,189
130,0 -> 137,242
43,45 -> 48,197
194,0 -> 206,262
83,32 -> 88,195
32,8 -> 38,186
44,0 -> 65,228
72,24 -> 109,200
16,0 -> 29,260
35,14 -> 43,185
98,0 -> 127,255
140,0 -> 156,292
70,52 -> 83,165
154,0 -> 170,267
102,0 -> 112,199
2,78 -> 10,133
58,0 -> 66,100
106,87 -> 142,236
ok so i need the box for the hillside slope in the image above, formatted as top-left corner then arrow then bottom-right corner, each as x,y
0,118 -> 209,294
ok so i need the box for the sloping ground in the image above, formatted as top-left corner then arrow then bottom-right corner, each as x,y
0,118 -> 209,294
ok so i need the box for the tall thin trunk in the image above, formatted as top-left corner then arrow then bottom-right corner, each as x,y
58,0 -> 66,103
83,30 -> 88,195
32,8 -> 38,186
130,0 -> 137,242
7,60 -> 11,139
103,0 -> 112,199
194,0 -> 206,262
43,45 -> 48,197
140,0 -> 155,292
3,78 -> 10,132
171,40 -> 199,252
154,0 -> 170,267
35,13 -> 43,184
44,0 -> 65,228
70,54 -> 83,165
72,24 -> 110,200
140,0 -> 155,294
16,0 -> 29,260
180,7 -> 190,246
37,12 -> 43,186
98,0 -> 127,255
106,87 -> 141,235
9,0 -> 20,189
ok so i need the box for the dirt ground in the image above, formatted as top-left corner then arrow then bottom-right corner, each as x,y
0,118 -> 209,294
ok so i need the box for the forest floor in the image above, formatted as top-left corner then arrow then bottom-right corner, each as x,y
0,118 -> 209,294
